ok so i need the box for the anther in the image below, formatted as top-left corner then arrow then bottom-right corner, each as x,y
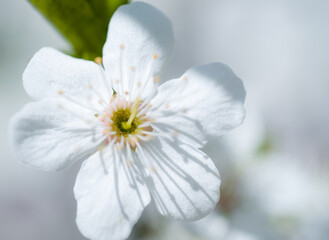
146,135 -> 153,141
173,130 -> 179,137
98,145 -> 105,151
151,166 -> 157,173
94,57 -> 102,64
57,90 -> 63,95
153,76 -> 160,83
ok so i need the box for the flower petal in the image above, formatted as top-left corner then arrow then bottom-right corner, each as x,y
102,2 -> 174,99
74,147 -> 150,240
23,47 -> 111,108
151,114 -> 207,148
153,63 -> 246,137
137,137 -> 221,220
9,98 -> 103,171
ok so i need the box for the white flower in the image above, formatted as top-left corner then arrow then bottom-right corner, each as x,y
9,2 -> 246,240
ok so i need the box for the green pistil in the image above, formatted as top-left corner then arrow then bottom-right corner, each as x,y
121,98 -> 140,130
111,110 -> 137,136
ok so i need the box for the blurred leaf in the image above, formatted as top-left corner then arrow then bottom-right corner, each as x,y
28,0 -> 128,60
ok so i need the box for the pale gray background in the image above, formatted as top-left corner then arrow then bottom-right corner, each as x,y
1,0 -> 328,239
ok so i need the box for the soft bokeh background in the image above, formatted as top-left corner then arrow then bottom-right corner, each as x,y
1,0 -> 328,239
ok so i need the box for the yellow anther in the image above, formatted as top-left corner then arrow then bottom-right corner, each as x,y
173,130 -> 179,137
153,76 -> 160,83
98,145 -> 105,151
151,166 -> 157,173
183,76 -> 188,81
153,53 -> 158,59
88,85 -> 93,89
130,66 -> 135,71
120,44 -> 124,49
146,135 -> 153,141
94,57 -> 102,64
57,90 -> 63,95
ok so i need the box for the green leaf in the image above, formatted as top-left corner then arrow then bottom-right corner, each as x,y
28,0 -> 128,60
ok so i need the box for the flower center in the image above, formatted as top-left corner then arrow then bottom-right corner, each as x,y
98,96 -> 153,149
112,107 -> 142,136
121,98 -> 141,131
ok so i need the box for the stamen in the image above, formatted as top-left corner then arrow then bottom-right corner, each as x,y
153,76 -> 160,83
94,57 -> 103,65
135,88 -> 158,117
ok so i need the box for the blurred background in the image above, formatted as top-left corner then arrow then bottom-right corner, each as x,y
1,0 -> 328,239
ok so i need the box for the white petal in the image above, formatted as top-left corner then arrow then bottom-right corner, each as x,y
23,47 -> 111,108
102,2 -> 174,99
152,114 -> 206,148
9,98 -> 103,171
153,63 -> 246,137
137,137 -> 221,220
74,147 -> 150,240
